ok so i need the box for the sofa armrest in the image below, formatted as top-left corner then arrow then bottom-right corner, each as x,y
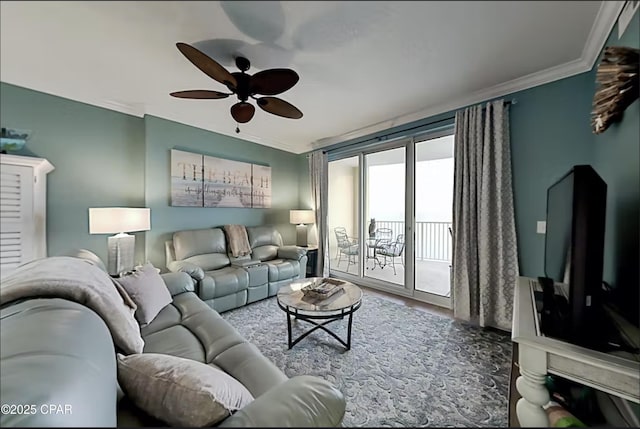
160,272 -> 195,296
219,375 -> 345,427
167,261 -> 204,281
278,246 -> 307,261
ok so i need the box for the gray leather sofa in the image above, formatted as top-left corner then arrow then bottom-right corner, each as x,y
166,225 -> 307,313
0,255 -> 345,427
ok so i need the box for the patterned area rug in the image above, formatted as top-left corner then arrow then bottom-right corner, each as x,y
221,292 -> 512,427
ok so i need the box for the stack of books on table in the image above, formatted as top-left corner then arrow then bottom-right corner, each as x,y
302,278 -> 344,300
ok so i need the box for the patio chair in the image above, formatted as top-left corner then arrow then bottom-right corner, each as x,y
366,228 -> 393,269
334,226 -> 347,259
376,234 -> 405,275
334,227 -> 359,272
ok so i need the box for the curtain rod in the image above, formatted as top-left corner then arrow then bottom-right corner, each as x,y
307,98 -> 517,157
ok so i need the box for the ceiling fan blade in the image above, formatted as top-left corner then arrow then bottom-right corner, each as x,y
176,42 -> 237,90
250,69 -> 299,95
170,90 -> 230,99
231,102 -> 255,123
257,97 -> 303,119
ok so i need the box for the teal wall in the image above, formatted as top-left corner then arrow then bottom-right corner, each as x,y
0,83 -> 304,268
509,72 -> 596,277
591,10 -> 639,318
0,83 -> 146,263
143,115 -> 302,268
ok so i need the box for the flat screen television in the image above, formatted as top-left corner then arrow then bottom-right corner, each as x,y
543,165 -> 607,348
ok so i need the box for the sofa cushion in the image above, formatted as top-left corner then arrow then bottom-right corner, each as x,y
117,353 -> 254,427
200,266 -> 249,301
264,259 -> 300,282
247,226 -> 283,248
247,226 -> 282,261
174,229 -> 230,269
185,253 -> 231,272
143,324 -> 206,362
115,263 -> 173,326
252,245 -> 279,262
213,342 -> 288,397
141,292 -> 246,364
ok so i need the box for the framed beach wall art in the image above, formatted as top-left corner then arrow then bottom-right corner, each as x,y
251,164 -> 272,208
170,149 -> 203,207
203,155 -> 252,208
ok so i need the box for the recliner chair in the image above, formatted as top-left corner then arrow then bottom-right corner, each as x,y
245,226 -> 308,296
166,228 -> 251,313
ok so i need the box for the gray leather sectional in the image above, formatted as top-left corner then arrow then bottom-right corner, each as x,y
0,254 -> 345,427
166,225 -> 308,312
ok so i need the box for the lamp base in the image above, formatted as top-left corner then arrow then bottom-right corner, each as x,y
107,233 -> 135,276
295,224 -> 309,247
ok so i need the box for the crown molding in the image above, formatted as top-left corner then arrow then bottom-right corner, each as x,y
310,1 -> 625,152
141,111 -> 305,154
199,125 -> 303,154
209,128 -> 305,154
582,1 -> 626,68
100,100 -> 146,117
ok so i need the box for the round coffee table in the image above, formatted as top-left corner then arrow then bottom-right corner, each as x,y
277,277 -> 363,350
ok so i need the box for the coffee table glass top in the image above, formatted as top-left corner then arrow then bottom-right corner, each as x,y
277,277 -> 362,312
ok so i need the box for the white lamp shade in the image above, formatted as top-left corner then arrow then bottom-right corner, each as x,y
290,209 -> 315,225
89,207 -> 151,234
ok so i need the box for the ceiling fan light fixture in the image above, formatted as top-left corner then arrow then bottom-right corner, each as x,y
231,102 -> 255,123
235,56 -> 251,72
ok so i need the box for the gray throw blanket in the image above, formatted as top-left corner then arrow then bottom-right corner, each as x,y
0,256 -> 144,354
224,224 -> 252,257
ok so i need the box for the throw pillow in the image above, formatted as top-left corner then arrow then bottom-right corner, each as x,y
114,262 -> 172,326
116,353 -> 254,427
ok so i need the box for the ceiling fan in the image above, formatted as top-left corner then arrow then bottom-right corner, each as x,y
170,42 -> 303,132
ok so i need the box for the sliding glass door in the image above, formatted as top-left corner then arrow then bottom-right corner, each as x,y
413,134 -> 454,307
327,156 -> 360,276
327,129 -> 454,308
363,146 -> 405,288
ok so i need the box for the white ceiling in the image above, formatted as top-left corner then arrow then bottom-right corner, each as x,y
0,1 -> 623,154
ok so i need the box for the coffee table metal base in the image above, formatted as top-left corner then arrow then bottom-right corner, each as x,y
279,302 -> 362,350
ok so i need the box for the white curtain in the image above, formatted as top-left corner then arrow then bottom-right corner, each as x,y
309,150 -> 329,277
452,99 -> 519,331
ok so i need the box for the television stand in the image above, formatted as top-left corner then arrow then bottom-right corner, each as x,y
511,276 -> 639,427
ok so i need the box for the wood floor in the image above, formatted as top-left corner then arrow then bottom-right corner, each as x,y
360,285 -> 454,319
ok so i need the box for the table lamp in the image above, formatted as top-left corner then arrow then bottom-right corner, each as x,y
290,209 -> 315,247
89,207 -> 151,276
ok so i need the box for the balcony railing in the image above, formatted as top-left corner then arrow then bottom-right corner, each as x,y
375,220 -> 452,262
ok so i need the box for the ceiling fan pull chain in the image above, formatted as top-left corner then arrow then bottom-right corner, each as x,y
236,123 -> 240,134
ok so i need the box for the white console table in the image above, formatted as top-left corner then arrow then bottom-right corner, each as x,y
512,276 -> 640,427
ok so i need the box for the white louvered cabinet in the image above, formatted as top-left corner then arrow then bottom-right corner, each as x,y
0,154 -> 54,278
